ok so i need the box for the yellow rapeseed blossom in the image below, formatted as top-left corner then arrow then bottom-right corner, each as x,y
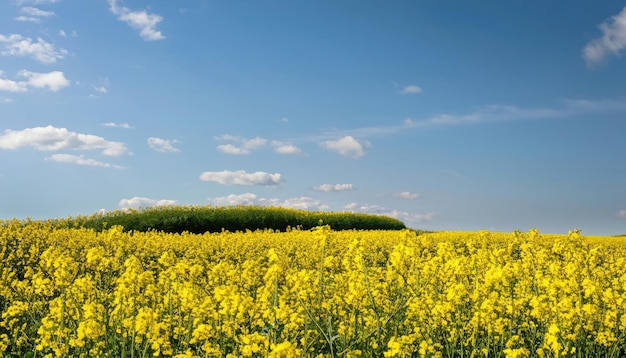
1,221 -> 626,356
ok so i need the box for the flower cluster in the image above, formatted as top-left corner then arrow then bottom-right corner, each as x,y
1,220 -> 625,357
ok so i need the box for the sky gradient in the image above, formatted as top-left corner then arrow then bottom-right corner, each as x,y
1,0 -> 625,235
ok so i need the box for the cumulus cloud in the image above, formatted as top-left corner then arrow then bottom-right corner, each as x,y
313,184 -> 354,192
344,203 -> 436,225
216,135 -> 268,155
394,191 -> 420,200
217,144 -> 250,155
108,0 -> 165,41
1,70 -> 70,93
0,125 -> 128,156
18,70 -> 70,91
0,72 -> 27,92
399,85 -> 422,94
102,122 -> 133,129
0,34 -> 68,63
199,170 -> 283,186
210,193 -> 260,206
583,6 -> 626,66
320,136 -> 367,158
209,193 -> 328,210
118,197 -> 177,209
271,141 -> 303,155
46,154 -> 124,169
147,137 -> 180,153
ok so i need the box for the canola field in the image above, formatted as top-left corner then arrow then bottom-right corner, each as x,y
1,220 -> 625,357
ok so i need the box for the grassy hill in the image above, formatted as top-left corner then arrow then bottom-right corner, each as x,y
65,205 -> 407,233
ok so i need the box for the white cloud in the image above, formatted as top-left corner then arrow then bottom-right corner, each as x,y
216,135 -> 268,155
271,141 -> 303,155
102,122 -> 133,129
217,144 -> 250,155
210,193 -> 260,206
344,203 -> 436,225
19,70 -> 69,91
0,125 -> 128,156
320,136 -> 367,158
268,196 -> 328,210
0,73 -> 27,92
313,184 -> 354,192
583,6 -> 626,66
147,137 -> 180,153
118,197 -> 177,209
58,30 -> 66,37
394,191 -> 420,200
199,170 -> 283,186
0,34 -> 68,63
619,210 -> 626,218
15,16 -> 41,23
15,0 -> 60,4
93,85 -> 107,94
244,137 -> 267,149
319,97 -> 626,144
209,193 -> 328,210
46,154 -> 124,169
0,96 -> 14,103
108,0 -> 165,41
399,85 -> 422,94
20,6 -> 55,17
279,117 -> 289,122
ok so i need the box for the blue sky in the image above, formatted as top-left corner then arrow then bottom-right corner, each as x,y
1,0 -> 625,235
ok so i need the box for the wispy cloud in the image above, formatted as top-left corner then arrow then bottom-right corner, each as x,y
320,136 -> 368,158
583,6 -> 626,67
322,97 -> 626,140
108,0 -> 165,41
199,170 -> 283,186
0,34 -> 68,63
102,122 -> 133,129
118,197 -> 177,209
46,154 -> 125,169
209,193 -> 328,210
147,137 -> 180,153
0,96 -> 13,104
93,85 -> 107,94
399,85 -> 422,94
16,6 -> 54,22
20,6 -> 54,16
15,0 -> 60,4
0,125 -> 128,156
619,210 -> 626,218
313,184 -> 354,192
58,30 -> 78,38
394,191 -> 420,200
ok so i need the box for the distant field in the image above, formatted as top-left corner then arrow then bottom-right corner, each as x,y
1,215 -> 625,357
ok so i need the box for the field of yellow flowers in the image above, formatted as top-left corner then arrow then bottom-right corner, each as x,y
1,219 -> 625,357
